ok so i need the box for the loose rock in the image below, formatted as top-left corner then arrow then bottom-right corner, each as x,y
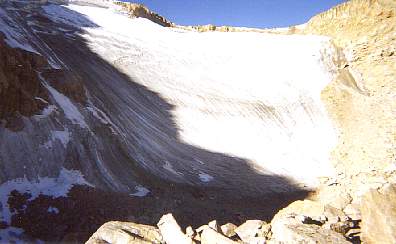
201,228 -> 237,244
208,220 -> 218,231
220,223 -> 237,237
85,221 -> 163,244
157,214 -> 194,244
361,184 -> 396,244
235,220 -> 263,242
271,216 -> 349,244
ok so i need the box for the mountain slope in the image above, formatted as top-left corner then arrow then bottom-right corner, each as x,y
1,0 -> 388,242
0,0 -> 340,194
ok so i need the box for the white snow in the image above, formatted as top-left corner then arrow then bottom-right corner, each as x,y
130,185 -> 150,197
42,129 -> 70,148
34,97 -> 49,104
43,81 -> 88,128
198,172 -> 214,183
0,9 -> 38,53
0,168 -> 92,224
0,227 -> 44,244
59,4 -> 339,187
47,206 -> 59,214
34,105 -> 58,120
42,4 -> 97,28
86,105 -> 121,135
163,161 -> 182,176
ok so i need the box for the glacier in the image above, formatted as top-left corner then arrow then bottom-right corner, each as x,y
62,3 -> 338,186
0,0 -> 339,210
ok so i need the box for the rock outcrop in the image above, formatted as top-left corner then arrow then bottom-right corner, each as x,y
303,0 -> 396,181
0,33 -> 49,130
361,184 -> 396,243
115,2 -> 173,27
86,221 -> 163,244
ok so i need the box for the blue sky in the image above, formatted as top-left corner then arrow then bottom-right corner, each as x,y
124,0 -> 347,28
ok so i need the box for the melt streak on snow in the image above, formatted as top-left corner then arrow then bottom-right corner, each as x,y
62,4 -> 338,186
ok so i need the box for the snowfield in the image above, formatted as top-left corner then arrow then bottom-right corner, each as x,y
60,3 -> 338,187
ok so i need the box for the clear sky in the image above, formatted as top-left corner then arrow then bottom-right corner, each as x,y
124,0 -> 347,28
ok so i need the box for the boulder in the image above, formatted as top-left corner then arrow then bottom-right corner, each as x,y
324,205 -> 348,223
201,228 -> 237,244
235,220 -> 264,242
271,215 -> 349,244
343,203 -> 361,221
257,223 -> 271,238
157,214 -> 194,244
220,223 -> 237,237
316,186 -> 352,210
196,225 -> 209,233
273,200 -> 325,221
85,221 -> 163,244
246,237 -> 266,244
186,226 -> 195,238
361,184 -> 396,244
208,220 -> 218,231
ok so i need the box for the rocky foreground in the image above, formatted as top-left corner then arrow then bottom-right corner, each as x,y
86,184 -> 396,244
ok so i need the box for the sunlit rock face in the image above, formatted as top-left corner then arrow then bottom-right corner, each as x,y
0,0 -> 340,201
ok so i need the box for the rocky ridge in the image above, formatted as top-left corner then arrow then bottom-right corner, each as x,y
114,1 -> 173,27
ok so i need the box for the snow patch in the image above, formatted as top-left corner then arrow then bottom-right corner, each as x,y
43,81 -> 88,129
34,97 -> 49,104
86,105 -> 120,135
34,105 -> 58,120
163,161 -> 182,176
47,206 -> 59,214
42,129 -> 70,149
0,227 -> 44,244
198,172 -> 214,183
0,168 -> 93,224
130,185 -> 150,197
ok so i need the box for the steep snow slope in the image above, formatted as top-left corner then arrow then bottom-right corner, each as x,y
61,3 -> 338,185
0,0 -> 338,203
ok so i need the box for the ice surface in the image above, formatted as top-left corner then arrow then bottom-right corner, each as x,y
130,185 -> 150,197
42,4 -> 97,28
63,4 -> 339,187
